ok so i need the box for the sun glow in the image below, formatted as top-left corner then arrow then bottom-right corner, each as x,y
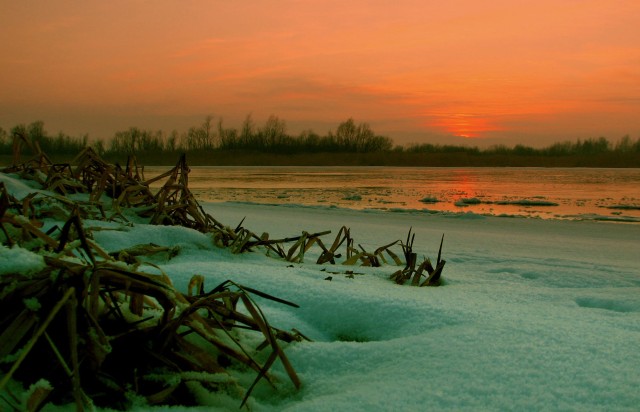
429,113 -> 502,139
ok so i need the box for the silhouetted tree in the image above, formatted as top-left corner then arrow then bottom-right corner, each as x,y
218,118 -> 239,150
261,115 -> 287,150
93,139 -> 106,156
0,127 -> 8,152
166,130 -> 179,152
240,114 -> 256,148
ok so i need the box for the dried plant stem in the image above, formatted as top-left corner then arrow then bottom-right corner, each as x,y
0,287 -> 76,392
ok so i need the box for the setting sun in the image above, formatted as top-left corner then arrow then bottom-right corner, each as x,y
428,113 -> 502,139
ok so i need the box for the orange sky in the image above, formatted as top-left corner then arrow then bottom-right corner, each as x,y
1,0 -> 639,146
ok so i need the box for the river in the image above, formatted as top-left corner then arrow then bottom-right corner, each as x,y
144,166 -> 640,222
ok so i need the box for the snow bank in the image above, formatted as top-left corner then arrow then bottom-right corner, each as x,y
167,201 -> 637,411
2,179 -> 638,411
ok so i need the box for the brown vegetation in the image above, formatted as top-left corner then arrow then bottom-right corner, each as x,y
0,133 -> 444,410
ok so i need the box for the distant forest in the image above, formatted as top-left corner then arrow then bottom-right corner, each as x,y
1,117 -> 639,167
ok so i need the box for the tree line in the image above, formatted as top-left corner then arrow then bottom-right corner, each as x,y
405,136 -> 640,156
1,116 -> 639,166
1,116 -> 394,156
106,116 -> 394,155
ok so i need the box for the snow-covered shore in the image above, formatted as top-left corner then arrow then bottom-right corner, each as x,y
103,203 -> 640,410
2,171 -> 639,411
195,202 -> 640,410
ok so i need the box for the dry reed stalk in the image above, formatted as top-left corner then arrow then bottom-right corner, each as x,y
9,131 -> 54,174
390,232 -> 446,286
4,142 -> 447,284
6,137 -> 444,284
2,139 -> 447,408
0,287 -> 77,392
1,205 -> 304,408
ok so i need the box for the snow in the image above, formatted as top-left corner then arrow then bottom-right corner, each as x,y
0,245 -> 47,277
147,202 -> 640,411
1,174 -> 639,411
0,172 -> 44,199
90,222 -> 213,253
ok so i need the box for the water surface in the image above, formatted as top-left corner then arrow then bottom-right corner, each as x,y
144,166 -> 640,222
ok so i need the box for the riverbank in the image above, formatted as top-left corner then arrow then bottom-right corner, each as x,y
0,147 -> 640,411
2,149 -> 640,168
1,168 -> 639,411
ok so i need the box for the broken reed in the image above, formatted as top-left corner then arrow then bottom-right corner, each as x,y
0,202 -> 305,409
0,132 -> 445,409
5,131 -> 446,279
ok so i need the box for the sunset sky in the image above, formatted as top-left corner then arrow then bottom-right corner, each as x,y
1,1 -> 639,146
